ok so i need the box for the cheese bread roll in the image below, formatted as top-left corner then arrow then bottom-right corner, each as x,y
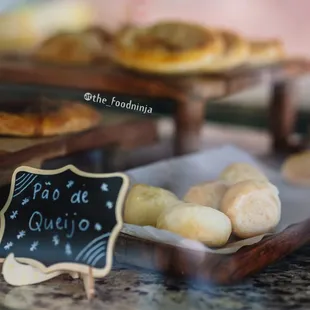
219,163 -> 268,185
183,180 -> 229,209
281,151 -> 310,186
124,184 -> 179,226
157,201 -> 232,247
220,180 -> 281,238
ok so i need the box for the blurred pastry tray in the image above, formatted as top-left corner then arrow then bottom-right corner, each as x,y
114,218 -> 310,284
0,111 -> 158,171
0,57 -> 309,101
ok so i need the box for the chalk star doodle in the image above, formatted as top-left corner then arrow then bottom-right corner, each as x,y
45,182 -> 51,186
94,223 -> 102,231
66,180 -> 74,188
65,243 -> 72,256
17,230 -> 26,239
30,241 -> 39,251
10,210 -> 18,220
101,183 -> 109,192
52,235 -> 60,246
21,197 -> 30,206
4,242 -> 13,250
106,201 -> 113,209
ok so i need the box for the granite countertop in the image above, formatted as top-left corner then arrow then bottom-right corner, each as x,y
0,245 -> 309,310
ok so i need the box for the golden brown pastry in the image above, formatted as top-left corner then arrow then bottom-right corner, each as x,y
157,201 -> 232,247
0,1 -> 93,53
183,180 -> 229,209
203,29 -> 249,72
248,39 -> 285,65
281,151 -> 310,186
83,26 -> 113,44
0,100 -> 101,137
124,184 -> 180,226
34,28 -> 109,64
219,163 -> 268,185
220,180 -> 281,238
113,21 -> 224,74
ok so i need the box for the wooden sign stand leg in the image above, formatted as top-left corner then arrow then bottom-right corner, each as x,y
81,267 -> 95,300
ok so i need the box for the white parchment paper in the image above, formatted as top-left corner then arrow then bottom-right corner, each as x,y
122,145 -> 310,254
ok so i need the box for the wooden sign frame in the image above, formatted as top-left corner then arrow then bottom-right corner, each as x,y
0,165 -> 129,279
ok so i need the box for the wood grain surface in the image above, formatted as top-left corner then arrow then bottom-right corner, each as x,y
0,118 -> 158,186
0,58 -> 308,101
115,219 -> 310,284
0,58 -> 309,155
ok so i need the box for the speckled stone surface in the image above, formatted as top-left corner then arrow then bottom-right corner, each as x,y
1,245 -> 310,310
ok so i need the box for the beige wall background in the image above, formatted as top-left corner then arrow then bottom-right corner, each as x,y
89,0 -> 309,57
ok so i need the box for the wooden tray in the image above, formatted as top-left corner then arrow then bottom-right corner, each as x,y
0,111 -> 156,153
0,162 -> 308,284
0,114 -> 158,187
114,219 -> 310,284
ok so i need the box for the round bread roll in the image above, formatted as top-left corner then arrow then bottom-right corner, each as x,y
219,163 -> 268,185
203,29 -> 249,72
157,202 -> 232,247
183,180 -> 229,209
248,39 -> 285,65
124,184 -> 180,226
34,30 -> 108,65
281,151 -> 310,186
113,21 -> 224,74
220,180 -> 281,238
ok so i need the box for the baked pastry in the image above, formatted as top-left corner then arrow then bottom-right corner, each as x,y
219,163 -> 268,185
34,27 -> 110,64
220,180 -> 281,238
248,39 -> 285,65
203,29 -> 249,72
183,180 -> 229,209
0,100 -> 101,137
83,26 -> 113,45
281,151 -> 310,186
0,1 -> 93,53
124,184 -> 180,226
113,21 -> 224,74
157,201 -> 232,247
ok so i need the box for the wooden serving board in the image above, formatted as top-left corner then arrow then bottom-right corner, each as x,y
0,179 -> 308,284
114,219 -> 310,284
0,111 -> 155,153
0,115 -> 158,187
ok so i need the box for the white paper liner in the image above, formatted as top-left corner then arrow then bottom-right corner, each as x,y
122,145 -> 310,254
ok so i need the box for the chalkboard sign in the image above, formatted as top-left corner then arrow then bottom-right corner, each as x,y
0,165 -> 129,277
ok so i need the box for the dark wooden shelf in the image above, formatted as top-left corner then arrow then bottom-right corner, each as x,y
0,57 -> 309,155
